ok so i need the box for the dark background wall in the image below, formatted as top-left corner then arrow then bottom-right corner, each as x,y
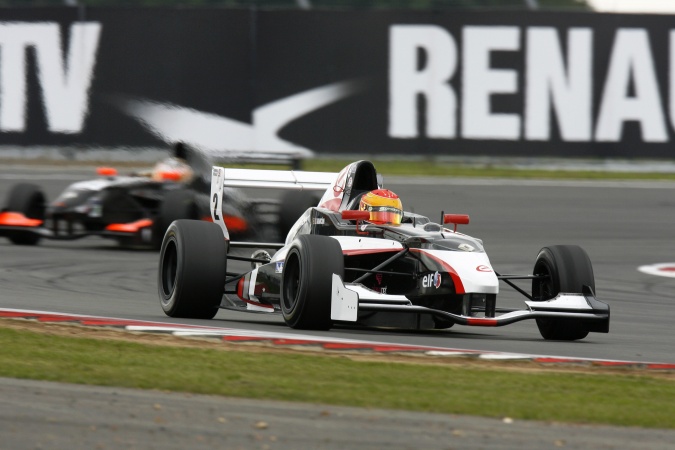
1,7 -> 674,159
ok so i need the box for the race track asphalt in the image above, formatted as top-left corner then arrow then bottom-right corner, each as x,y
1,165 -> 673,363
1,164 -> 674,449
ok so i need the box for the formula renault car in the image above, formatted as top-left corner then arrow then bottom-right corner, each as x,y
158,161 -> 610,341
0,144 -> 308,248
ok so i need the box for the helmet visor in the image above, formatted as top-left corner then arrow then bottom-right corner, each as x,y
368,206 -> 402,225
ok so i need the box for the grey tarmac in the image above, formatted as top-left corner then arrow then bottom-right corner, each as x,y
2,377 -> 673,450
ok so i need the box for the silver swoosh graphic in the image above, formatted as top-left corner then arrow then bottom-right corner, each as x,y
110,79 -> 367,159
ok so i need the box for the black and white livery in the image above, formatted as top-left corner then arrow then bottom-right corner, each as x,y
158,161 -> 610,341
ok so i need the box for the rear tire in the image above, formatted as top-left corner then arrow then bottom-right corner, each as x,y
5,183 -> 45,245
280,234 -> 344,330
158,220 -> 226,319
532,245 -> 594,341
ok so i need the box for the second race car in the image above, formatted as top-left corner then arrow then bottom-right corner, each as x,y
0,143 -> 314,248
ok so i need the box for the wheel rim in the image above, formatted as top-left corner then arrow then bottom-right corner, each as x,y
533,260 -> 554,300
160,239 -> 178,300
282,252 -> 300,313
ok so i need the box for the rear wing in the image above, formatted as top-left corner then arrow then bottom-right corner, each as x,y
210,166 -> 337,239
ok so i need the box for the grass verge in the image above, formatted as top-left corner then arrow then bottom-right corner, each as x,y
1,323 -> 674,429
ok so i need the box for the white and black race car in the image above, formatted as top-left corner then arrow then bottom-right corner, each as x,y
158,160 -> 610,341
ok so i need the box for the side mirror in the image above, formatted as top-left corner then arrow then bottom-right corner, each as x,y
341,210 -> 370,221
443,214 -> 470,232
96,167 -> 118,177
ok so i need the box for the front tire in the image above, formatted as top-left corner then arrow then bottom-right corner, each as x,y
158,220 -> 226,319
5,183 -> 45,245
280,234 -> 344,330
532,245 -> 594,341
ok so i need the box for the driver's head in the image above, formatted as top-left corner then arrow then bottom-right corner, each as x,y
359,189 -> 402,225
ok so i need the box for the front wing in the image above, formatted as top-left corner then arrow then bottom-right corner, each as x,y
330,275 -> 610,331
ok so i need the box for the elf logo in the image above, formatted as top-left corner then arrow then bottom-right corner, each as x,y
422,271 -> 441,289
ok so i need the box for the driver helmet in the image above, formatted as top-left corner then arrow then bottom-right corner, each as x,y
359,189 -> 403,225
151,157 -> 193,182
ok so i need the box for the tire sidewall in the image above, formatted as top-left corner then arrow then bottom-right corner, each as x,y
158,224 -> 184,315
532,245 -> 595,340
280,245 -> 307,326
157,220 -> 226,319
280,234 -> 343,330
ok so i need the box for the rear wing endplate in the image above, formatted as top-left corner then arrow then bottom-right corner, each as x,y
210,166 -> 337,239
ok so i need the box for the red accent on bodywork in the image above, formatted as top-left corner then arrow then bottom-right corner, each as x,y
223,216 -> 248,233
409,248 -> 466,294
105,219 -> 153,233
0,212 -> 42,227
237,277 -> 246,300
467,318 -> 498,327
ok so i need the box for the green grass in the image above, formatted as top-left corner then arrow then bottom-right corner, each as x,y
2,326 -> 673,429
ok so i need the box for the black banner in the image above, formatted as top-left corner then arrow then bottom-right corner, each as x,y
2,8 -> 675,159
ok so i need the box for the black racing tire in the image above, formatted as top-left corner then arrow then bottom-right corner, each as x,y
154,189 -> 199,248
280,234 -> 344,330
532,245 -> 595,341
158,220 -> 226,319
5,183 -> 45,245
278,191 -> 320,241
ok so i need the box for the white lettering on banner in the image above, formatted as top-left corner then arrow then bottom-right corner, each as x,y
462,26 -> 521,140
525,27 -> 592,141
0,22 -> 101,133
595,29 -> 666,142
388,25 -> 457,138
388,24 -> 672,143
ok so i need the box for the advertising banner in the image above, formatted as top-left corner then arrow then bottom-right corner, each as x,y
1,8 -> 675,159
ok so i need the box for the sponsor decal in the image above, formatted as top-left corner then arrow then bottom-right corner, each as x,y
312,217 -> 325,225
638,263 -> 675,278
275,261 -> 284,273
458,243 -> 475,252
476,265 -> 493,272
422,271 -> 442,289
